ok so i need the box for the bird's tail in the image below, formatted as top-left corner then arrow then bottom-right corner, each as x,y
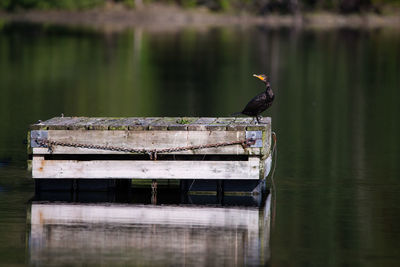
231,112 -> 242,116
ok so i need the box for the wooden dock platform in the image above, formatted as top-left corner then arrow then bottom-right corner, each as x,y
28,117 -> 272,183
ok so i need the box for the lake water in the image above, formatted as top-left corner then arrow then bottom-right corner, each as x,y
1,22 -> 400,266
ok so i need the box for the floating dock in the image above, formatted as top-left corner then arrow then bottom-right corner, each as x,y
28,117 -> 272,192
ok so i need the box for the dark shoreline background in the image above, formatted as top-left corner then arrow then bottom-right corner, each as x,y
1,2 -> 400,30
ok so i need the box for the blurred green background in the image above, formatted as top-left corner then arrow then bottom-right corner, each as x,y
1,0 -> 400,13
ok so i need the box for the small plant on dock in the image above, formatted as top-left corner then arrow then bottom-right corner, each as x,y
176,118 -> 191,124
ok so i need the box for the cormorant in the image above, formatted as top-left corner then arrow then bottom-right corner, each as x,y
233,74 -> 274,123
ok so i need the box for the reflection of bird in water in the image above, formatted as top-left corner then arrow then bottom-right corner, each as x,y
233,74 -> 274,123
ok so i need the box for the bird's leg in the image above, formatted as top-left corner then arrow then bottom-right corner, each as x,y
256,116 -> 261,124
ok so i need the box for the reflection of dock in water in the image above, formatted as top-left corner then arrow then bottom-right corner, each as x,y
28,194 -> 271,266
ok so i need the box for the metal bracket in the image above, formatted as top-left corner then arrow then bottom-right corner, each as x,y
245,131 -> 263,148
31,130 -> 48,148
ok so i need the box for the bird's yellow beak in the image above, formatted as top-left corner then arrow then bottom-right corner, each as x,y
253,74 -> 263,81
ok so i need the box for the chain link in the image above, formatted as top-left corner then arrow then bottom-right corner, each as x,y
34,138 -> 256,160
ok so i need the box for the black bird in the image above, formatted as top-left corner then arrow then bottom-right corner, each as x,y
233,74 -> 274,123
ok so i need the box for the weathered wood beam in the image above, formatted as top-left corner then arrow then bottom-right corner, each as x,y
32,156 -> 260,179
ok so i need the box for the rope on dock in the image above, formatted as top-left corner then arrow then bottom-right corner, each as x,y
33,138 -> 257,160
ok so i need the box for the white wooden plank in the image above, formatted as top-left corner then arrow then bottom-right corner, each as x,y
32,157 -> 260,179
32,130 -> 264,155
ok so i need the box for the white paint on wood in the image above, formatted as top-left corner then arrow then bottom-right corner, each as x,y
32,156 -> 260,179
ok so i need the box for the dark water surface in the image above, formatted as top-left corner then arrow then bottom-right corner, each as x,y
1,23 -> 400,266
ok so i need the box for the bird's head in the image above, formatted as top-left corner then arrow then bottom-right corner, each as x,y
253,74 -> 268,83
